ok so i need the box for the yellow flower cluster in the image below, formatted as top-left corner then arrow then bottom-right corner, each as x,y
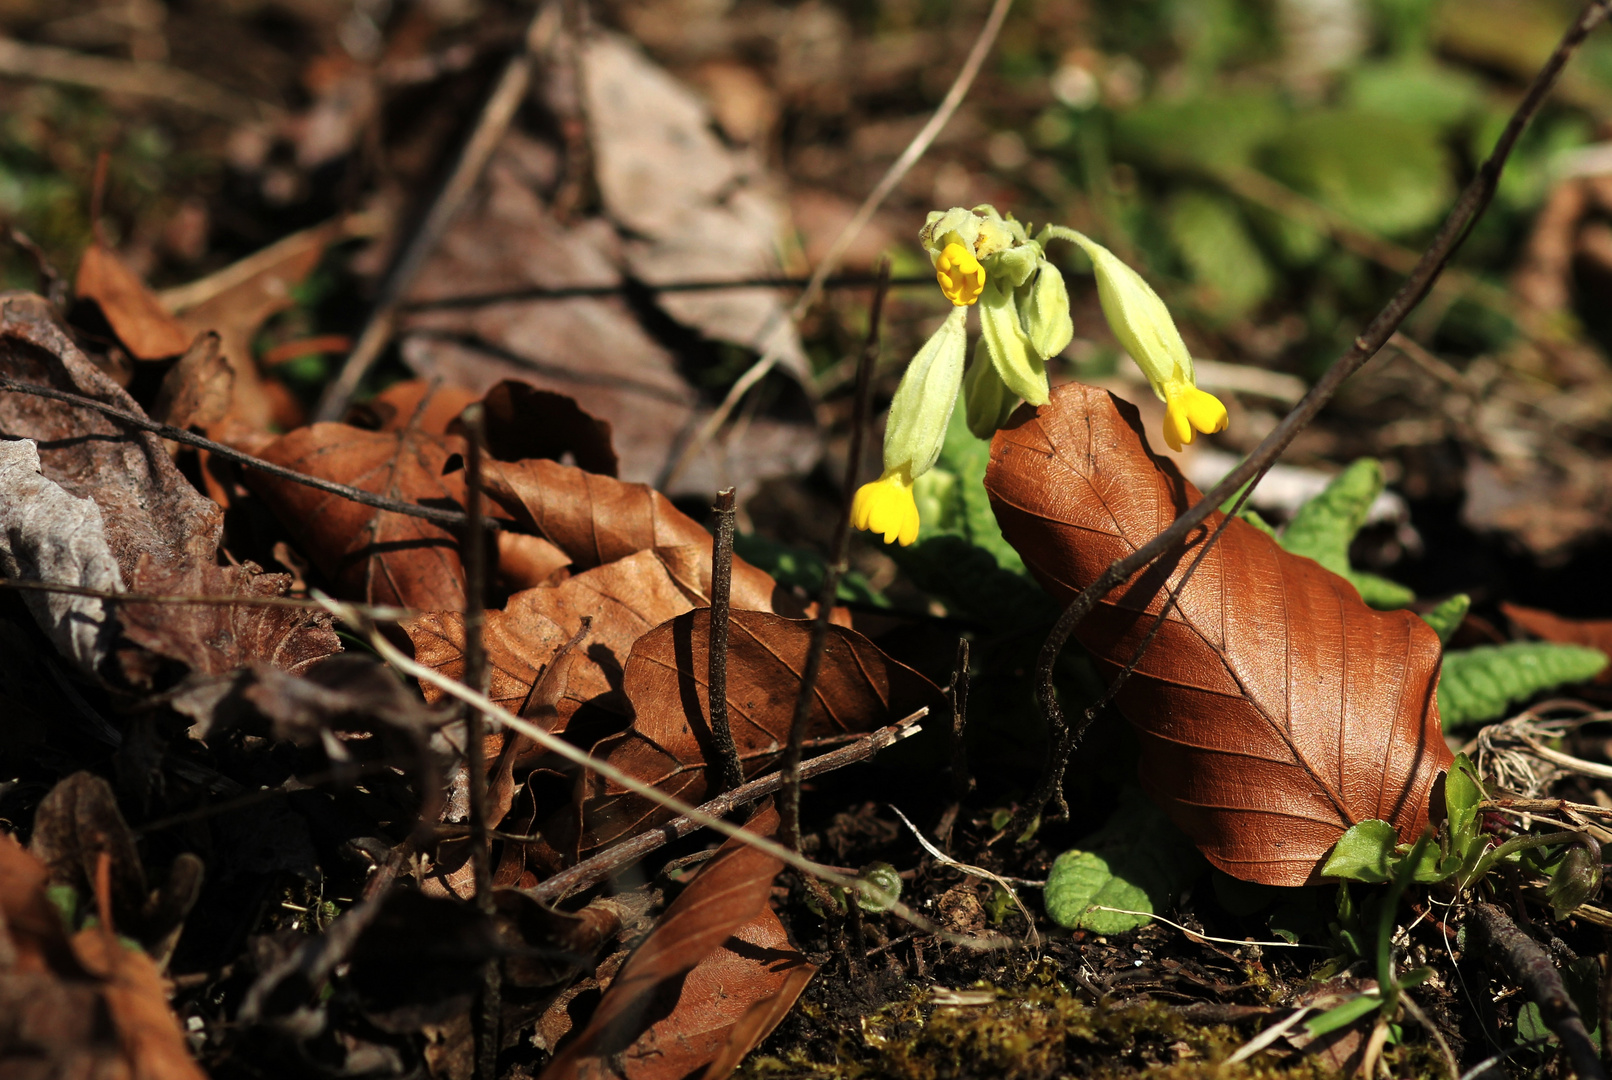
850,205 -> 1230,547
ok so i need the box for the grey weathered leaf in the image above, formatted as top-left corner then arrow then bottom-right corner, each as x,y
0,438 -> 123,672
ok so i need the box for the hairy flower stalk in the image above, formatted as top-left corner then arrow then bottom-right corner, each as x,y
852,205 -> 1228,546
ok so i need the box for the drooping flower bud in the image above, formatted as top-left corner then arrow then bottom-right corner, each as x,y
963,337 -> 1017,439
1020,259 -> 1074,361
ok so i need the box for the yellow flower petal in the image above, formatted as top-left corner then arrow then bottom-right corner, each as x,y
851,471 -> 921,546
935,242 -> 986,306
1161,386 -> 1229,452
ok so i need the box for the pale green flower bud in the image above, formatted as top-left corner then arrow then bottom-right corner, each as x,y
977,276 -> 1050,407
883,305 -> 968,480
963,338 -> 1017,439
1020,258 -> 1073,361
1041,225 -> 1228,451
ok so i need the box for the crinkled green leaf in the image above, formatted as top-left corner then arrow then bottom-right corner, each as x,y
1320,820 -> 1399,884
1257,110 -> 1452,236
1439,642 -> 1611,730
1421,593 -> 1471,644
1277,458 -> 1415,609
1044,789 -> 1207,933
1166,190 -> 1274,323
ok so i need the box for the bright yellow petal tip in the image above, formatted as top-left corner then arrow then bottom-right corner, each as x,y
935,242 -> 986,306
1161,386 -> 1229,452
851,471 -> 921,546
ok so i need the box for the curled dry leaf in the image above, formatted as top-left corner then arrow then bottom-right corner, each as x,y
243,421 -> 468,610
562,608 -> 941,859
984,384 -> 1451,886
405,549 -> 693,728
74,242 -> 193,360
0,294 -> 339,682
486,457 -> 801,615
346,379 -> 480,437
1502,602 -> 1612,684
540,803 -> 814,1080
457,379 -> 618,478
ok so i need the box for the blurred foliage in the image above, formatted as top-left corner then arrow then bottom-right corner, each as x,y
1018,0 -> 1610,364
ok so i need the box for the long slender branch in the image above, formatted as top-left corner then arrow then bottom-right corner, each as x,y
1022,0 -> 1612,822
313,6 -> 561,421
658,0 -> 1014,490
0,375 -> 491,531
400,273 -> 934,311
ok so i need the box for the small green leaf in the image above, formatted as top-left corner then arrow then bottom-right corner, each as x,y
1444,753 -> 1484,844
1321,820 -> 1399,883
1438,642 -> 1611,730
1306,994 -> 1382,1038
1421,593 -> 1471,644
1277,459 -> 1414,609
1044,789 -> 1207,933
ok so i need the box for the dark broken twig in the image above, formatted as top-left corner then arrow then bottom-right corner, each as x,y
707,487 -> 744,792
1021,0 -> 1612,825
1469,902 -> 1609,1080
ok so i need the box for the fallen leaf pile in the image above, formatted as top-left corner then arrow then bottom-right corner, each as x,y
985,384 -> 1454,886
0,286 -> 936,1076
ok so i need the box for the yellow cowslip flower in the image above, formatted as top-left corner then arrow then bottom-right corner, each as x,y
1041,225 -> 1229,453
1162,385 -> 1230,453
852,469 -> 920,546
852,205 -> 1229,548
935,242 -> 986,305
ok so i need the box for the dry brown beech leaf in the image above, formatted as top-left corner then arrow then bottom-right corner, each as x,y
0,294 -> 340,682
404,549 -> 693,729
560,609 -> 941,860
984,384 -> 1452,886
74,242 -> 192,360
0,835 -> 206,1080
540,803 -> 813,1080
346,379 -> 480,436
1502,602 -> 1612,684
486,457 -> 801,616
465,379 -> 618,478
244,421 -> 467,610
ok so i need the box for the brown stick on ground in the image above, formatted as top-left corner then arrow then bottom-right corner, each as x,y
707,487 -> 744,792
1468,902 -> 1608,1080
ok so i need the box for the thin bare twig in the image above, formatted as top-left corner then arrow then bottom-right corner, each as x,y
0,576 -> 411,617
334,600 -> 994,945
1020,0 -> 1612,824
658,0 -> 1014,490
779,261 -> 890,850
400,273 -> 935,311
528,710 -> 927,903
0,35 -> 282,123
0,375 -> 494,531
314,5 -> 562,421
707,488 -> 743,792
